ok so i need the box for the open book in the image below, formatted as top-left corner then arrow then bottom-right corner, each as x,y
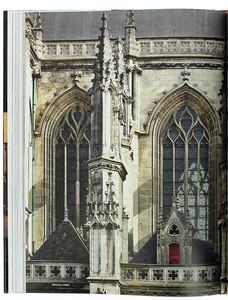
3,8 -> 228,296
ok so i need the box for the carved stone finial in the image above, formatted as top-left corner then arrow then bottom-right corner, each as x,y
33,12 -> 42,29
126,10 -> 135,26
101,12 -> 109,31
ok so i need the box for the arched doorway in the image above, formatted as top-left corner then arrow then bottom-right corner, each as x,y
169,243 -> 180,264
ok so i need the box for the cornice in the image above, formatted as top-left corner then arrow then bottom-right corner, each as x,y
138,61 -> 224,70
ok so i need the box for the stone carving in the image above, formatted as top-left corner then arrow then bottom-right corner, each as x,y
86,44 -> 96,55
73,44 -> 83,55
168,270 -> 179,281
194,41 -> 204,52
206,41 -> 216,53
35,265 -> 46,277
50,266 -> 61,277
140,42 -> 150,54
60,44 -> 70,55
123,268 -> 134,279
26,265 -> 31,277
138,40 -> 225,55
183,270 -> 193,281
47,44 -> 57,55
89,159 -> 127,181
181,65 -> 191,81
180,41 -> 191,52
125,10 -> 138,55
90,170 -> 103,203
167,41 -> 177,53
198,269 -> 208,281
138,269 -> 149,280
153,270 -> 163,280
43,39 -> 225,59
157,195 -> 193,265
97,287 -> 106,294
154,42 -> 163,53
65,266 -> 76,278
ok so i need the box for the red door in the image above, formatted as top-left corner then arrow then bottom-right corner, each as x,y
169,243 -> 180,264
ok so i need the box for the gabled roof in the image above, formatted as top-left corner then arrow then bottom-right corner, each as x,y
131,199 -> 218,264
130,232 -> 218,264
163,197 -> 192,231
30,220 -> 89,262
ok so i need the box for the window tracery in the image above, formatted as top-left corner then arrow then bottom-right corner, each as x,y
169,224 -> 180,235
162,104 -> 209,240
55,105 -> 91,230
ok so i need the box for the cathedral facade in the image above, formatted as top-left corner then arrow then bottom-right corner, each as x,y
21,9 -> 228,295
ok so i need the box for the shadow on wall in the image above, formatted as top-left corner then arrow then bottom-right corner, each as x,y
132,178 -> 153,254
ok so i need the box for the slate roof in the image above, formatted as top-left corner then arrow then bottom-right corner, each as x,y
130,233 -> 157,264
32,9 -> 226,41
30,220 -> 89,262
192,239 -> 218,264
130,232 -> 218,264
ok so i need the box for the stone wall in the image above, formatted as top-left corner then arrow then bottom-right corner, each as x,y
32,33 -> 225,255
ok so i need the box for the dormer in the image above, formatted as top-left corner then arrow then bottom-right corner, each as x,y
157,195 -> 192,265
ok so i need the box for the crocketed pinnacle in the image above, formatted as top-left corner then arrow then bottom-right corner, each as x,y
125,10 -> 136,27
33,12 -> 42,29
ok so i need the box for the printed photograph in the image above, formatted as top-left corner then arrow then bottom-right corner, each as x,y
4,8 -> 228,296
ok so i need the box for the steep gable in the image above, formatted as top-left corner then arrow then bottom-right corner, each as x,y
30,220 -> 89,262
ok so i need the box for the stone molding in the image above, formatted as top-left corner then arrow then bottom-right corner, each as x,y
144,82 -> 221,135
138,61 -> 224,70
88,157 -> 128,182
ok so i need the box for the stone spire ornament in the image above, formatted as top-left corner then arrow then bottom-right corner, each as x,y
125,10 -> 138,56
33,12 -> 42,29
126,10 -> 136,26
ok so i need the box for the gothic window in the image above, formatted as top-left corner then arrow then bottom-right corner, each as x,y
163,104 -> 209,240
55,105 -> 91,230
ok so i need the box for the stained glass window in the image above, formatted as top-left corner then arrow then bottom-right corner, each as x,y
55,105 -> 90,233
162,104 -> 209,240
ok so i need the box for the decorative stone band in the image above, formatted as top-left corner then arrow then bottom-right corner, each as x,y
88,158 -> 128,181
42,39 -> 225,59
139,39 -> 225,56
44,42 -> 98,57
121,263 -> 220,284
26,261 -> 89,283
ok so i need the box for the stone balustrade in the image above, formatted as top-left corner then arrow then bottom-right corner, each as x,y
43,42 -> 98,57
121,263 -> 220,284
139,39 -> 225,56
26,261 -> 89,283
42,39 -> 225,59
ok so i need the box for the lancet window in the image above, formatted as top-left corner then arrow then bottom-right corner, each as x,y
54,105 -> 91,230
162,104 -> 209,240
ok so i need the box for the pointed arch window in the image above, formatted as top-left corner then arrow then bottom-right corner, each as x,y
162,104 -> 209,240
55,105 -> 91,231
